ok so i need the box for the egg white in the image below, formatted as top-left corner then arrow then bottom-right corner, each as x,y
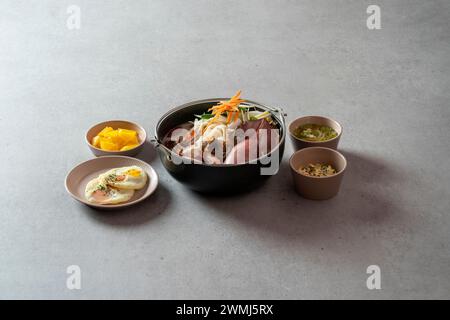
85,177 -> 134,205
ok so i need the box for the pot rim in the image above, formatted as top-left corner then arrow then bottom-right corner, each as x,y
154,98 -> 286,168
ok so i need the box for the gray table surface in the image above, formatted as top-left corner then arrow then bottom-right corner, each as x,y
1,0 -> 449,299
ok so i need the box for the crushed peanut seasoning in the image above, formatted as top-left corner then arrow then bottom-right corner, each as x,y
298,163 -> 337,177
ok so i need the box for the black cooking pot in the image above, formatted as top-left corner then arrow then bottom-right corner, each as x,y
154,98 -> 286,193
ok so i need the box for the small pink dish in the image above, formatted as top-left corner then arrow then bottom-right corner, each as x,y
289,147 -> 347,200
85,120 -> 147,157
65,156 -> 158,209
288,116 -> 342,150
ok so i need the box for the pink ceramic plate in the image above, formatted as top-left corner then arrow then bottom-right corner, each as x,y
65,156 -> 158,209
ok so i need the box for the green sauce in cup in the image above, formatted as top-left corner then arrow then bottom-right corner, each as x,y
293,124 -> 337,142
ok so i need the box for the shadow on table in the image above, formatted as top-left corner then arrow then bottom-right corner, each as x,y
136,140 -> 157,164
189,149 -> 406,243
81,182 -> 171,227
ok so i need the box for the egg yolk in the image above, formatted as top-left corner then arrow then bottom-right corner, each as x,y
126,169 -> 141,177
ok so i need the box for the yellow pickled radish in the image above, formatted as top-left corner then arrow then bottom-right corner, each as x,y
120,144 -> 139,151
118,128 -> 138,144
100,140 -> 119,151
92,135 -> 101,148
98,126 -> 114,137
103,130 -> 121,142
92,126 -> 140,151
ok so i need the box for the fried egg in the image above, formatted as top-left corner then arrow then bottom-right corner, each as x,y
101,165 -> 147,190
85,177 -> 134,205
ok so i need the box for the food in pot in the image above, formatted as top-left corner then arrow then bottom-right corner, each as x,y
85,166 -> 147,204
92,127 -> 140,151
293,124 -> 337,142
162,91 -> 280,164
298,163 -> 337,177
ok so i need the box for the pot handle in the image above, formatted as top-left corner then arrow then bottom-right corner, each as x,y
150,137 -> 174,162
266,105 -> 287,117
150,137 -> 160,148
266,106 -> 287,127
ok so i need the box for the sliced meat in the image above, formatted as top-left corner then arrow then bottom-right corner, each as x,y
225,136 -> 259,164
240,119 -> 265,132
257,122 -> 280,156
225,119 -> 280,163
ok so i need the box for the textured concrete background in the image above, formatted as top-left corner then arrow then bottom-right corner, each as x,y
0,0 -> 449,299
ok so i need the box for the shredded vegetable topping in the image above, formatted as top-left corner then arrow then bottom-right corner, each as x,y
205,90 -> 245,130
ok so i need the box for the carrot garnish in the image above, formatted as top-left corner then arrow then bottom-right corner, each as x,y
204,90 -> 245,131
